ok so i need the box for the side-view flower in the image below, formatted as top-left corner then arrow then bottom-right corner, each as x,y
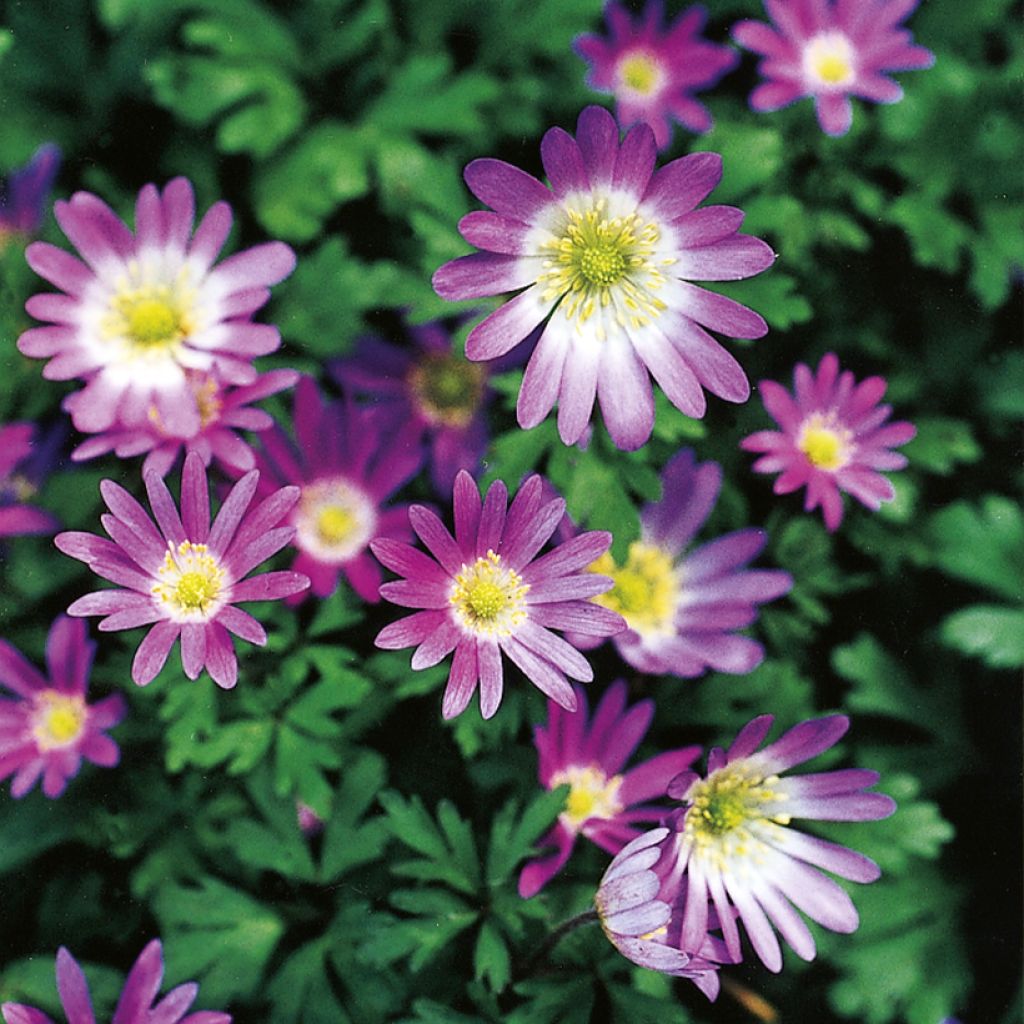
0,421 -> 61,540
0,143 -> 61,241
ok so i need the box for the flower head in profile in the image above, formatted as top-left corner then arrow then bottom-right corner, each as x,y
732,0 -> 934,136
0,143 -> 61,242
20,177 -> 295,438
575,2 -> 738,147
1,939 -> 230,1024
741,352 -> 916,531
252,376 -> 422,603
433,105 -> 774,451
519,680 -> 700,897
373,471 -> 625,720
55,452 -> 309,689
0,616 -> 125,799
0,421 -> 62,540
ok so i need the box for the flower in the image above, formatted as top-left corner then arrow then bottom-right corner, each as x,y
575,2 -> 738,147
0,939 -> 231,1024
68,366 -> 300,478
373,471 -> 625,720
0,421 -> 61,540
0,143 -> 61,241
0,616 -> 125,799
584,449 -> 791,677
433,105 -> 775,451
732,0 -> 934,136
519,680 -> 700,897
741,352 -> 916,531
55,451 -> 309,688
252,376 -> 422,603
19,177 -> 295,438
663,714 -> 895,971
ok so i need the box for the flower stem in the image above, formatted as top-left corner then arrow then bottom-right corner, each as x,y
515,907 -> 600,980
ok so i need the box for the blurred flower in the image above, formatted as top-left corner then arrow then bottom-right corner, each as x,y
741,351 -> 915,531
69,366 -> 300,478
0,939 -> 231,1024
519,680 -> 700,897
575,1 -> 738,147
0,616 -> 125,799
585,449 -> 791,677
297,800 -> 324,837
433,105 -> 774,451
56,452 -> 308,688
20,177 -> 295,439
663,714 -> 895,971
0,421 -> 62,539
0,143 -> 60,241
732,0 -> 934,136
253,376 -> 421,603
373,471 -> 625,720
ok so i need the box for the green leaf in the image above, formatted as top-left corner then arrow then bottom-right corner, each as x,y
484,787 -> 568,887
903,417 -> 982,474
474,919 -> 511,993
942,604 -> 1024,668
320,749 -> 389,882
507,977 -> 595,1024
266,939 -> 351,1024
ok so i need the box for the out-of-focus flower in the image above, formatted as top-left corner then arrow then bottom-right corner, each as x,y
575,2 -> 738,147
0,143 -> 61,241
732,0 -> 934,136
519,680 -> 700,897
0,422 -> 61,539
55,452 -> 308,689
297,800 -> 324,837
0,616 -> 124,799
253,376 -> 421,603
20,177 -> 295,438
0,939 -> 231,1024
373,470 -> 625,720
741,352 -> 915,531
433,105 -> 774,451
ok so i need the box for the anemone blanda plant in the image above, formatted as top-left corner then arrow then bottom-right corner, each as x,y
55,451 -> 309,689
0,421 -> 61,540
732,0 -> 935,136
741,351 -> 915,531
575,1 -> 738,147
0,143 -> 61,241
433,105 -> 775,451
373,470 -> 625,720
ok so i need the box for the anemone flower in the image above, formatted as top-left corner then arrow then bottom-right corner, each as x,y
0,143 -> 61,240
0,422 -> 61,540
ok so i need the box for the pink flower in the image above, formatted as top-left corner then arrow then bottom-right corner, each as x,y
0,422 -> 61,540
519,680 -> 700,897
0,616 -> 125,799
55,452 -> 309,689
741,352 -> 916,531
732,0 -> 934,136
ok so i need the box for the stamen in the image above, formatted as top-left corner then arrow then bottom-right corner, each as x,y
618,53 -> 662,95
798,412 -> 852,471
591,542 -> 679,637
449,550 -> 530,637
152,541 -> 225,620
32,691 -> 87,751
804,32 -> 856,87
550,764 -> 624,830
294,478 -> 377,563
407,353 -> 486,428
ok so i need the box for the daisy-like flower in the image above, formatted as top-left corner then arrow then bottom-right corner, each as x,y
252,376 -> 422,603
19,177 -> 295,438
0,421 -> 62,540
55,452 -> 309,689
0,143 -> 61,241
575,1 -> 738,147
584,449 -> 790,677
732,0 -> 934,136
433,105 -> 775,451
1,939 -> 230,1024
68,366 -> 300,477
741,352 -> 916,531
663,714 -> 895,971
373,470 -> 625,720
519,680 -> 700,897
0,616 -> 125,799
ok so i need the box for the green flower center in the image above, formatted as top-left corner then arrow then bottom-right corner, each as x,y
684,765 -> 791,845
450,551 -> 530,636
152,541 -> 225,618
409,353 -> 486,427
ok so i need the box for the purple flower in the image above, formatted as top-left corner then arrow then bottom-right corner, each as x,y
1,939 -> 230,1024
519,680 -> 700,897
55,452 -> 309,689
373,470 -> 625,720
433,105 -> 775,451
252,376 -> 422,603
0,143 -> 61,240
19,177 -> 295,438
0,616 -> 125,799
741,352 -> 916,531
0,422 -> 61,539
732,0 -> 934,136
585,449 -> 791,677
575,2 -> 738,147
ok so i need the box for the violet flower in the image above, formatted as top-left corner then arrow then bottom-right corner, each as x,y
0,422 -> 61,540
0,143 -> 60,240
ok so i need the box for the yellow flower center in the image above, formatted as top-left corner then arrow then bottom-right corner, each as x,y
550,764 -> 624,830
798,413 -> 852,471
152,541 -> 225,619
32,692 -> 87,750
295,478 -> 376,563
804,32 -> 856,87
101,262 -> 198,359
590,542 -> 679,637
408,353 -> 486,428
449,550 -> 530,637
619,53 -> 661,95
316,505 -> 357,546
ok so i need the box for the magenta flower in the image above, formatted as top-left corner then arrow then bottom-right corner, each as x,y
741,352 -> 916,531
373,471 -> 625,720
732,0 -> 934,136
55,452 -> 309,689
1,939 -> 230,1024
19,177 -> 295,438
0,616 -> 125,799
575,2 -> 738,147
252,376 -> 422,603
0,144 -> 61,241
433,105 -> 774,451
0,422 -> 61,540
519,680 -> 700,897
68,366 -> 300,478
